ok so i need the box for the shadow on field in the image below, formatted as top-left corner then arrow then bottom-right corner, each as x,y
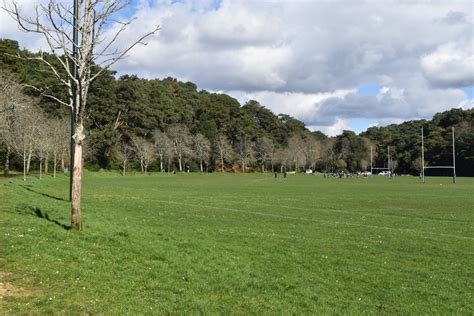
18,184 -> 68,202
17,205 -> 71,230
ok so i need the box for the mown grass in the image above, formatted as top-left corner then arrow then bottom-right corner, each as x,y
1,172 -> 473,314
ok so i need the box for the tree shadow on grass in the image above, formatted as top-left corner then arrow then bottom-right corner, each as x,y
18,184 -> 68,202
17,205 -> 71,230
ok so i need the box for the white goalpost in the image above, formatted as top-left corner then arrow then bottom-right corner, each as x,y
421,127 -> 456,184
370,145 -> 392,176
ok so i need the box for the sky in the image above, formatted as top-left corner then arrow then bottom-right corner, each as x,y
0,0 -> 473,136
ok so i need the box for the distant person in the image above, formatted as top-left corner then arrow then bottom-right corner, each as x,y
284,172 -> 287,178
274,172 -> 278,178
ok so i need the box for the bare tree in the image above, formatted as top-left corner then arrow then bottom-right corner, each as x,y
287,135 -> 305,171
115,139 -> 134,176
320,138 -> 337,172
215,134 -> 233,173
193,133 -> 211,172
153,130 -> 172,172
254,136 -> 273,172
48,117 -> 70,178
167,125 -> 193,172
269,146 -> 280,173
131,136 -> 155,174
9,105 -> 40,181
35,117 -> 50,180
275,147 -> 289,173
3,0 -> 159,230
0,70 -> 28,176
302,136 -> 321,170
237,134 -> 254,173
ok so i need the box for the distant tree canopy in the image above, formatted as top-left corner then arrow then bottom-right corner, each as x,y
1,38 -> 473,176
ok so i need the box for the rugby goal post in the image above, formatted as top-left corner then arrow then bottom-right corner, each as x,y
421,127 -> 456,184
370,145 -> 392,175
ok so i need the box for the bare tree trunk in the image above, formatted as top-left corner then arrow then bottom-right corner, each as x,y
71,123 -> 85,231
4,145 -> 10,176
122,160 -> 126,176
26,148 -> 32,174
23,149 -> 26,181
220,155 -> 224,173
140,160 -> 144,173
159,155 -> 163,172
39,159 -> 42,180
71,140 -> 83,230
200,159 -> 203,173
261,164 -> 264,173
280,165 -> 283,173
271,163 -> 274,173
45,157 -> 49,174
178,155 -> 183,172
53,152 -> 57,178
61,157 -> 65,172
242,161 -> 246,173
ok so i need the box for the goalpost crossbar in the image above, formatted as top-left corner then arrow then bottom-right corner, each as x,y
421,127 -> 456,183
370,145 -> 392,176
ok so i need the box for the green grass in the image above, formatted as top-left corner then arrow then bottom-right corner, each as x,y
1,172 -> 473,314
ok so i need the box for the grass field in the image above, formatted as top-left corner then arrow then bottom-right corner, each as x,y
1,172 -> 473,314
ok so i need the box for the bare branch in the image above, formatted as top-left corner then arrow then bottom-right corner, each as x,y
23,84 -> 72,108
91,25 -> 160,81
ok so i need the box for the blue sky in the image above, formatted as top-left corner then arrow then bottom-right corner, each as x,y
357,84 -> 381,97
463,87 -> 474,99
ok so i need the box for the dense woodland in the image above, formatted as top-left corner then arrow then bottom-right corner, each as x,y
1,38 -> 473,176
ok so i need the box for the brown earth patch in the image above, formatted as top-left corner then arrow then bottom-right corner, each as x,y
0,272 -> 22,299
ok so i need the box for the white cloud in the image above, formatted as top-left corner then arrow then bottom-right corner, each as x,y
0,0 -> 50,51
228,89 -> 353,120
458,99 -> 474,109
308,119 -> 352,137
1,0 -> 473,135
421,41 -> 474,88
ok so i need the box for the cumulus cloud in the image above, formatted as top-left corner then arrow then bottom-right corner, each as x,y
0,0 -> 47,50
1,0 -> 473,135
308,119 -> 351,137
421,41 -> 474,88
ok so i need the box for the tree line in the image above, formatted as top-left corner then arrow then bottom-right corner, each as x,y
1,38 -> 473,176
